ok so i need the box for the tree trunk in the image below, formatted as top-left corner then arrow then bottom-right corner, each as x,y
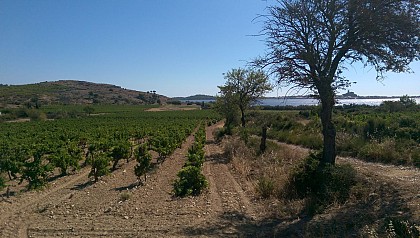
240,105 -> 246,127
260,125 -> 267,153
319,86 -> 336,165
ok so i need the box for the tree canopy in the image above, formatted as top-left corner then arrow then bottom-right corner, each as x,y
217,68 -> 272,127
256,0 -> 419,164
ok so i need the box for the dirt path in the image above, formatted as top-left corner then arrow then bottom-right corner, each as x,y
0,122 -> 266,237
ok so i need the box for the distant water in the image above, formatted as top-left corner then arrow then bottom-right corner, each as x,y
259,98 -> 420,106
184,98 -> 420,107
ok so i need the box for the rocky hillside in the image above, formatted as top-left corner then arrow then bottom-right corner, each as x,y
0,80 -> 167,106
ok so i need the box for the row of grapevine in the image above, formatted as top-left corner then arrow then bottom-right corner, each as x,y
173,124 -> 208,197
0,109 -> 219,190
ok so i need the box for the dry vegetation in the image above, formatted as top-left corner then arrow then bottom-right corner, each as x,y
221,134 -> 420,237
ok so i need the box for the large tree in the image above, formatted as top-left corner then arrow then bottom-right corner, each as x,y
256,0 -> 419,164
218,68 -> 272,127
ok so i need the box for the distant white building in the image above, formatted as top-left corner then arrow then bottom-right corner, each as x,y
342,90 -> 358,98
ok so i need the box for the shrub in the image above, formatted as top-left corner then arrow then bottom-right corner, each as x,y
185,153 -> 204,167
173,166 -> 208,197
256,177 -> 275,199
119,192 -> 131,202
297,133 -> 323,149
88,152 -> 110,182
134,144 -> 152,184
384,217 -> 419,238
412,148 -> 420,168
336,133 -> 365,157
0,176 -> 5,190
286,153 -> 357,215
27,109 -> 47,121
358,139 -> 400,164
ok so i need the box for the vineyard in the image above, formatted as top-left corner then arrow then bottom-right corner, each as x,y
0,106 -> 219,191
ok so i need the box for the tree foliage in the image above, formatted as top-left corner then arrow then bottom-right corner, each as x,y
217,68 -> 272,127
256,0 -> 419,164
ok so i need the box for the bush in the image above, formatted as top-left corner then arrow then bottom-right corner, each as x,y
0,176 -> 5,190
412,148 -> 420,168
358,139 -> 401,164
384,217 -> 419,238
336,133 -> 365,157
134,144 -> 152,183
173,166 -> 208,197
286,153 -> 357,215
88,152 -> 110,182
119,192 -> 131,202
27,109 -> 47,121
256,177 -> 275,199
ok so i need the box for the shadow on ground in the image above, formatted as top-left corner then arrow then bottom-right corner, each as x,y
179,173 -> 416,237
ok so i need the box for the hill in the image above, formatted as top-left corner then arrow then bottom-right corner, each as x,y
0,80 -> 167,106
171,94 -> 216,101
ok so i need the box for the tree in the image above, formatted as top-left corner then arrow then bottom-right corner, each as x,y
218,68 -> 272,127
214,85 -> 240,131
256,0 -> 419,164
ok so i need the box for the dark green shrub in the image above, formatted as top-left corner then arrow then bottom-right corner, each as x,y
185,153 -> 204,167
134,144 -> 152,183
337,133 -> 365,157
358,139 -> 400,164
412,148 -> 420,168
21,157 -> 53,190
173,166 -> 208,197
110,142 -> 130,170
88,152 -> 110,182
0,176 -> 5,190
287,153 -> 357,215
297,133 -> 323,149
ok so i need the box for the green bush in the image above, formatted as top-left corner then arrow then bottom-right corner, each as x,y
412,148 -> 420,168
88,152 -> 110,182
358,139 -> 401,164
0,176 -> 5,190
119,192 -> 131,202
173,166 -> 208,197
336,133 -> 365,157
256,177 -> 275,199
297,133 -> 323,149
287,153 -> 357,215
134,144 -> 152,183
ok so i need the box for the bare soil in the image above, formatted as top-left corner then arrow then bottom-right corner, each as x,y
1,123 -> 419,237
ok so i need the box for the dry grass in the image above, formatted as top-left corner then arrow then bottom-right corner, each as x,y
221,134 -> 420,237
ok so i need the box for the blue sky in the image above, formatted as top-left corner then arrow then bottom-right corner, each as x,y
0,0 -> 418,97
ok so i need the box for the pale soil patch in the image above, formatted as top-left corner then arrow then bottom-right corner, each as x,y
4,118 -> 31,123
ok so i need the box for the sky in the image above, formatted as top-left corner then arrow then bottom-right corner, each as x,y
0,0 -> 419,97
